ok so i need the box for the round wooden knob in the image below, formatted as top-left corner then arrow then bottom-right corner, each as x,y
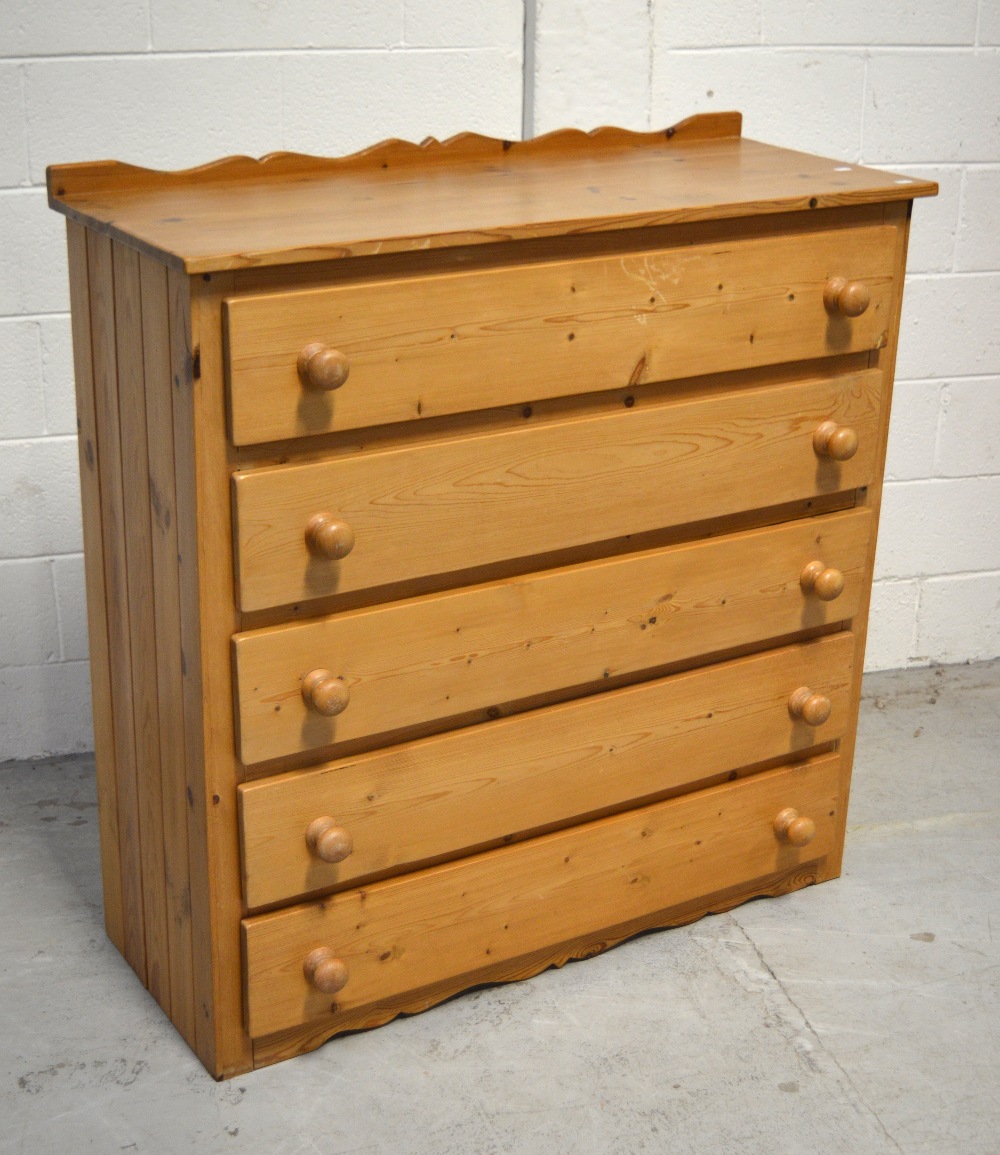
298,343 -> 350,391
813,420 -> 859,461
301,669 -> 350,717
306,513 -> 355,561
774,807 -> 817,847
800,560 -> 845,602
824,277 -> 871,317
304,947 -> 349,994
306,816 -> 354,864
788,686 -> 832,726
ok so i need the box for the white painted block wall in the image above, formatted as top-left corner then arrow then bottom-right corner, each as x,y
0,0 -> 997,760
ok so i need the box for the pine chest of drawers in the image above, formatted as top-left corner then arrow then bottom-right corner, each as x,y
48,113 -> 936,1078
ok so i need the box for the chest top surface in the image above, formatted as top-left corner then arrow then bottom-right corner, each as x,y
46,112 -> 936,275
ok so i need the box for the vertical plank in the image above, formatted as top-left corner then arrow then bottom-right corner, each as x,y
86,230 -> 145,979
66,222 -> 125,954
171,268 -> 253,1077
822,199 -> 914,880
140,253 -> 196,1044
113,240 -> 169,1010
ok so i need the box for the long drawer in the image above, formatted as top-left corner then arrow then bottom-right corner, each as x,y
234,369 -> 882,612
224,225 -> 896,445
239,633 -> 853,908
232,507 -> 871,765
242,753 -> 840,1038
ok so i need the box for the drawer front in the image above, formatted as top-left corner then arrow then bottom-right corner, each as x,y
239,633 -> 854,908
224,225 -> 896,445
242,753 -> 840,1037
233,507 -> 872,765
234,369 -> 882,612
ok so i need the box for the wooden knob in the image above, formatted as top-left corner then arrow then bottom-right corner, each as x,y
301,669 -> 350,717
304,947 -> 349,994
824,277 -> 871,317
774,807 -> 817,847
298,343 -> 350,391
800,560 -> 845,602
788,686 -> 832,726
306,513 -> 355,561
306,816 -> 354,864
813,420 -> 859,461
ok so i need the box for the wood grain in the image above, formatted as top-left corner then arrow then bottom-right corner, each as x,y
251,857 -> 823,1069
172,272 -> 254,1076
233,507 -> 872,765
239,633 -> 853,908
65,222 -> 125,953
140,253 -> 196,1045
46,118 -> 935,274
242,754 -> 840,1037
234,369 -> 883,612
224,226 -> 896,444
86,230 -> 146,979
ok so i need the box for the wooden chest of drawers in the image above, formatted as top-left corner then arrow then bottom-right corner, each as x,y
48,113 -> 935,1078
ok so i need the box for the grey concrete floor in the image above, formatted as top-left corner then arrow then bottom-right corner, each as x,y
1,661 -> 998,1155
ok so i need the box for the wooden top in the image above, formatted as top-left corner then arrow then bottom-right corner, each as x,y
47,113 -> 937,274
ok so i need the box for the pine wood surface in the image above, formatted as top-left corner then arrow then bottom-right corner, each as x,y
65,222 -> 125,954
233,508 -> 871,765
239,633 -> 853,909
250,857 -> 824,1069
242,754 -> 840,1038
224,225 -> 896,444
46,114 -> 935,273
234,370 -> 882,612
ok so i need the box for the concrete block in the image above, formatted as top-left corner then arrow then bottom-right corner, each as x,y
981,0 -> 1000,44
875,477 -> 1000,579
0,190 -> 69,315
0,661 -> 92,760
894,165 -> 961,274
954,166 -> 1000,272
405,0 -> 523,48
865,579 -> 920,671
0,438 -> 83,560
0,64 -> 29,190
762,0 -> 977,45
39,314 -> 76,435
0,0 -> 147,55
534,0 -> 651,133
883,379 -> 941,481
53,554 -> 88,662
151,0 -> 402,50
24,56 -> 285,183
0,558 -> 59,666
651,50 -> 865,161
864,51 -> 1000,163
0,319 -> 46,439
653,0 -> 761,49
283,49 -> 522,156
936,376 -> 1000,477
917,571 -> 1000,663
896,273 -> 1000,380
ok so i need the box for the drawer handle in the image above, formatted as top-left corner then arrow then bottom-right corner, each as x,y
306,816 -> 354,864
302,669 -> 350,717
788,686 -> 832,726
813,420 -> 859,462
298,342 -> 350,391
306,513 -> 356,561
304,947 -> 350,995
773,807 -> 817,848
800,560 -> 845,602
824,277 -> 871,318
